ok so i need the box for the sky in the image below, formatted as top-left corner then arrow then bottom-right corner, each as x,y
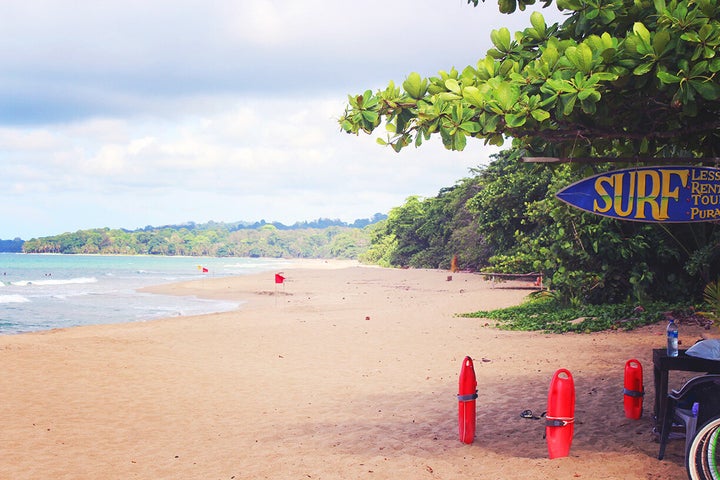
0,0 -> 564,240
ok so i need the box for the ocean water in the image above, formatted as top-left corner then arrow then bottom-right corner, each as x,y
0,253 -> 291,335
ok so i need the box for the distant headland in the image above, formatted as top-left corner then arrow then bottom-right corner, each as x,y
1,215 -> 387,258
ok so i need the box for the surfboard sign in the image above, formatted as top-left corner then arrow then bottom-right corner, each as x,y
555,166 -> 720,223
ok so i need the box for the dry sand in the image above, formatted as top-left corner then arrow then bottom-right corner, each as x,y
0,260 -> 705,479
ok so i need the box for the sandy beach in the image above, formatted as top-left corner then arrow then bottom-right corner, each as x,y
0,260 -> 703,479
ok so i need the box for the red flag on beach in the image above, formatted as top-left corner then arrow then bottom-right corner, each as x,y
275,273 -> 285,284
202,267 -> 209,273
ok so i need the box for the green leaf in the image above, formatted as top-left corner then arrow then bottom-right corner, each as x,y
560,93 -> 577,115
340,119 -> 353,132
483,113 -> 501,133
681,32 -> 701,43
477,56 -> 496,78
541,45 -> 560,67
657,71 -> 681,84
453,131 -> 467,150
487,48 -> 505,60
556,0 -> 581,8
653,30 -> 671,55
690,60 -> 709,77
598,9 -> 616,23
487,133 -> 504,146
530,11 -> 546,37
402,72 -> 428,100
565,44 -> 593,73
499,0 -> 517,14
445,78 -> 462,95
577,88 -> 599,100
592,72 -> 618,82
361,110 -> 379,124
530,108 -> 550,122
494,82 -> 520,110
633,62 -> 654,75
463,86 -> 486,108
633,22 -> 651,46
624,35 -> 639,54
460,121 -> 482,133
545,78 -> 575,94
632,23 -> 653,55
585,8 -> 599,20
361,91 -> 379,109
438,92 -> 462,101
505,113 -> 526,127
490,28 -> 512,52
498,59 -> 515,76
690,79 -> 720,100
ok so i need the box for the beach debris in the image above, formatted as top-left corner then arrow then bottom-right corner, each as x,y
365,316 -> 370,320
481,357 -> 492,362
665,307 -> 715,329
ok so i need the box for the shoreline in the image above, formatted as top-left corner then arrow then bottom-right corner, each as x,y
0,264 -> 697,479
0,255 -> 328,335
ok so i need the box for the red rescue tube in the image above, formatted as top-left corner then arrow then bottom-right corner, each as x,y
546,368 -> 575,459
623,359 -> 644,420
458,356 -> 478,444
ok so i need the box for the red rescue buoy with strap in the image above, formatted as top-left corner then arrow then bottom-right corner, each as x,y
458,356 -> 478,444
623,359 -> 644,420
546,368 -> 575,459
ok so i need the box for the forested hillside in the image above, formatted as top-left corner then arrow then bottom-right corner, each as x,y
363,151 -> 720,305
20,216 -> 385,259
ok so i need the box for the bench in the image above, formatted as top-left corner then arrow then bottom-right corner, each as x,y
481,272 -> 544,289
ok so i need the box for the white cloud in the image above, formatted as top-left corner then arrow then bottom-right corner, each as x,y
0,0 -> 563,238
1,94 -> 500,237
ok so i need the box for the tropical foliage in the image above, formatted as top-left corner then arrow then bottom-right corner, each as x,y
460,295 -> 683,332
339,0 -> 720,309
20,218 -> 383,259
339,0 -> 720,158
366,150 -> 720,306
703,279 -> 720,319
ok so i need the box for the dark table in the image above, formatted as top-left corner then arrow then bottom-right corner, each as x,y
653,348 -> 720,426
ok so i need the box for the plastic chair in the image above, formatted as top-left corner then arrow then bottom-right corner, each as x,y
658,374 -> 720,460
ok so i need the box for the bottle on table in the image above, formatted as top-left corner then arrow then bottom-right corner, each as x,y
667,318 -> 679,357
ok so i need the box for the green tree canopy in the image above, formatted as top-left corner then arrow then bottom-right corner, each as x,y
367,152 -> 719,304
339,0 -> 720,158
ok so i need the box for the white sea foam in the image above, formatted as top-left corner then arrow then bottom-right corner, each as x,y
0,254 -> 287,335
0,294 -> 30,304
11,277 -> 98,287
52,291 -> 90,300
